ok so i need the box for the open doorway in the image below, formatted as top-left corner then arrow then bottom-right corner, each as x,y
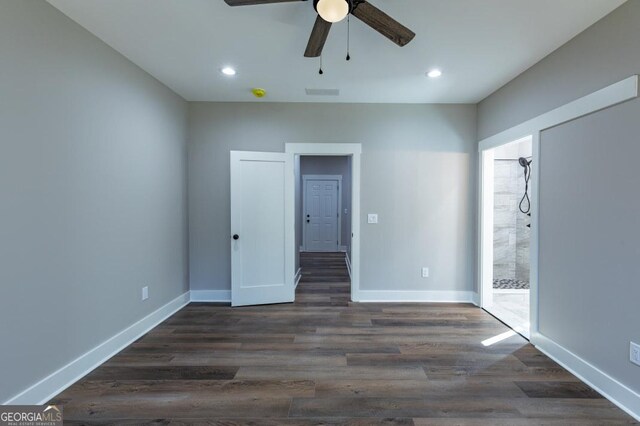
294,155 -> 352,305
481,136 -> 532,338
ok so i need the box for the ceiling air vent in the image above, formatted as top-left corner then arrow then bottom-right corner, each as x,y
305,88 -> 340,97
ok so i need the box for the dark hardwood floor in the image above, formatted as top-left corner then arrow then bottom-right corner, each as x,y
50,252 -> 636,424
296,252 -> 351,307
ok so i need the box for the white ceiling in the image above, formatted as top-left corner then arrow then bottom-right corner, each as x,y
47,0 -> 626,103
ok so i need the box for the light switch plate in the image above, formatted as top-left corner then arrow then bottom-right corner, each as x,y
368,214 -> 378,224
631,342 -> 640,366
142,286 -> 149,301
422,267 -> 429,278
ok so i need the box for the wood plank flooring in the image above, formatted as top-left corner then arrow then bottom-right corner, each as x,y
297,252 -> 351,307
50,253 -> 636,424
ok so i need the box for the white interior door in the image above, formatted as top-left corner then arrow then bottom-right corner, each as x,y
304,179 -> 339,252
230,151 -> 294,307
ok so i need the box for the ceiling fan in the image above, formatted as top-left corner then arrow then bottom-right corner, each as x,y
223,0 -> 416,58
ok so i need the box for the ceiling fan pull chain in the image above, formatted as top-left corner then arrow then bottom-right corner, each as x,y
346,14 -> 351,61
319,55 -> 324,75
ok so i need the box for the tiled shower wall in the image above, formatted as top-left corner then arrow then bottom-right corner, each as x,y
493,160 -> 531,283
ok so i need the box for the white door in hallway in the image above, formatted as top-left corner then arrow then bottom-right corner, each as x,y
230,151 -> 294,307
304,179 -> 339,252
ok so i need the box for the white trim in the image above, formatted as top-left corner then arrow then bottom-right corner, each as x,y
3,292 -> 190,405
478,76 -> 639,151
301,174 -> 342,252
354,290 -> 474,304
286,143 -> 362,156
529,132 -> 541,336
533,333 -> 640,422
189,289 -> 232,302
479,147 -> 496,310
345,252 -> 352,279
294,267 -> 302,288
286,143 -> 361,303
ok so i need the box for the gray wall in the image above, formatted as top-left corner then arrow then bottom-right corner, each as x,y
477,0 -> 640,400
539,99 -> 640,395
0,1 -> 189,403
478,0 -> 640,140
188,102 -> 477,292
299,156 -> 352,253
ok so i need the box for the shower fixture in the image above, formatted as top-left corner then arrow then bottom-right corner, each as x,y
519,157 -> 532,215
518,157 -> 531,168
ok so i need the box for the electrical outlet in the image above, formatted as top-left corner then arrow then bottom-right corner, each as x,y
142,286 -> 149,301
422,267 -> 429,278
368,214 -> 378,224
631,342 -> 640,366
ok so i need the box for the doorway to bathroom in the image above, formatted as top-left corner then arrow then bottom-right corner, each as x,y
480,136 -> 533,338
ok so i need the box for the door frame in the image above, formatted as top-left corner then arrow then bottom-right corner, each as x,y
301,174 -> 342,252
286,143 -> 362,301
479,135 -> 533,338
477,75 -> 639,345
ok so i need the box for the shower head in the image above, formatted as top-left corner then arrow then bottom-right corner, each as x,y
518,157 -> 531,168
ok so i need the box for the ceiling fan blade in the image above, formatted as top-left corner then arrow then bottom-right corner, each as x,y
224,0 -> 302,6
351,2 -> 415,47
304,15 -> 332,58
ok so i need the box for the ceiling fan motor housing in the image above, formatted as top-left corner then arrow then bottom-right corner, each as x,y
313,0 -> 355,15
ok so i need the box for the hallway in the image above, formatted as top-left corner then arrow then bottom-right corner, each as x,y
296,252 -> 351,307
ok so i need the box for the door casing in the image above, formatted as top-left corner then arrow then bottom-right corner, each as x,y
286,143 -> 362,301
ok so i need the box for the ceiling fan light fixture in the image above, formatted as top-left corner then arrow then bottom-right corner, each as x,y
221,66 -> 236,76
316,0 -> 349,23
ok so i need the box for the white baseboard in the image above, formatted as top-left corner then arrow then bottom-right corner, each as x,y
338,245 -> 348,252
189,289 -> 231,302
3,291 -> 190,405
353,290 -> 474,303
294,268 -> 302,288
532,332 -> 640,422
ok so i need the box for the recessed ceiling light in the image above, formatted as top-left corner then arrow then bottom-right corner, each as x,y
221,67 -> 236,76
427,69 -> 442,78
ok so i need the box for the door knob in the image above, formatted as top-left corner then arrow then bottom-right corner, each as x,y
232,234 -> 239,240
